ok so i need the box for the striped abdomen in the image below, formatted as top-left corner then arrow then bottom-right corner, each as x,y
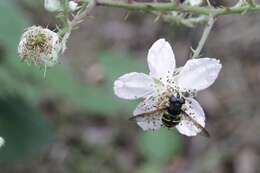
161,113 -> 181,128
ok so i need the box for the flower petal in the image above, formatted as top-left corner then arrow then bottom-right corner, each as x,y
147,39 -> 176,82
176,98 -> 205,136
0,137 -> 4,148
114,72 -> 154,100
132,96 -> 163,130
44,0 -> 62,12
176,58 -> 222,91
185,0 -> 202,6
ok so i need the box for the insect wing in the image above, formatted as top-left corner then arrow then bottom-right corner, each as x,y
181,112 -> 210,137
131,96 -> 165,130
175,98 -> 208,137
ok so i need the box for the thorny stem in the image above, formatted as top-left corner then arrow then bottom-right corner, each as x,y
59,0 -> 96,53
162,14 -> 207,28
80,0 -> 260,17
70,0 -> 96,29
191,16 -> 215,59
57,0 -> 258,61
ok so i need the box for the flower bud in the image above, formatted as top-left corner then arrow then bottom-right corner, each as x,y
44,0 -> 62,12
69,1 -> 78,11
18,26 -> 60,67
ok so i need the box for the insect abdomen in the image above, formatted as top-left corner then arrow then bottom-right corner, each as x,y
162,113 -> 181,128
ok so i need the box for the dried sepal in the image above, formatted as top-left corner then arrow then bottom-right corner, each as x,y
18,26 -> 60,68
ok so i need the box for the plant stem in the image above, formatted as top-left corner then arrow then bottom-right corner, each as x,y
80,0 -> 260,16
62,0 -> 70,29
70,0 -> 96,29
59,0 -> 96,53
191,16 -> 214,59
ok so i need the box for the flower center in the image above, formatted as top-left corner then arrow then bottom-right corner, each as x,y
34,33 -> 47,47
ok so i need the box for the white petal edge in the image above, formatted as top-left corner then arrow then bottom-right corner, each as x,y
44,0 -> 62,12
147,38 -> 176,82
0,137 -> 4,148
114,72 -> 154,100
176,98 -> 205,136
185,0 -> 202,6
176,58 -> 222,91
133,96 -> 163,130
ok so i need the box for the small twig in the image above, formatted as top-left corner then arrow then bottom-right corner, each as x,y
70,0 -> 96,29
206,0 -> 213,9
60,0 -> 96,53
44,65 -> 47,78
162,13 -> 208,27
191,16 -> 215,59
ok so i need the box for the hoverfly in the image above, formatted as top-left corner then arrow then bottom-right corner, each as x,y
129,89 -> 210,137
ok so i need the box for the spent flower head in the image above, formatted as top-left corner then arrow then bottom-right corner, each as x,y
114,39 -> 222,136
18,26 -> 60,68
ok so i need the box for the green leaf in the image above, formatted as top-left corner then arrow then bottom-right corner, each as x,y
0,95 -> 54,161
0,1 -> 29,57
42,51 -> 148,116
138,128 -> 182,163
0,1 -> 54,162
99,51 -> 147,83
138,163 -> 162,173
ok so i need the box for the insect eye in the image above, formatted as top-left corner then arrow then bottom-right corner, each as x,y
169,96 -> 177,103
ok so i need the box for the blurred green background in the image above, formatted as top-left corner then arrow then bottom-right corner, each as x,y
1,0 -> 260,173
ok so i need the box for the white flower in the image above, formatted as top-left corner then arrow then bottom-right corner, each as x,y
69,1 -> 78,11
184,0 -> 203,6
44,0 -> 78,12
113,38 -> 222,136
0,137 -> 4,148
44,0 -> 62,12
18,26 -> 60,67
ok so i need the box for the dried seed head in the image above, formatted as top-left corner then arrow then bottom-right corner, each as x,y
18,26 -> 60,67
